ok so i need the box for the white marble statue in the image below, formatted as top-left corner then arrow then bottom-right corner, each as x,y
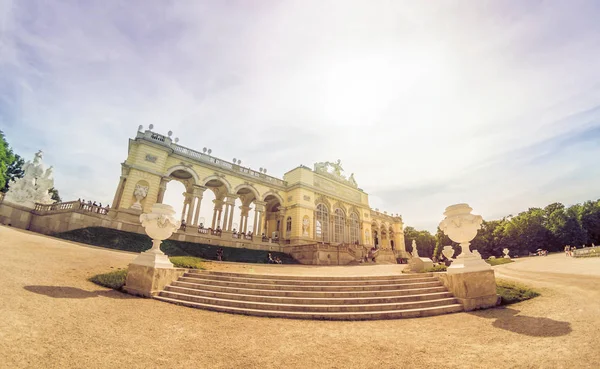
411,240 -> 419,257
5,150 -> 55,207
302,217 -> 310,237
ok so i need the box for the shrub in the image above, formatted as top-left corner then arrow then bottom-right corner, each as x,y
169,256 -> 206,269
89,269 -> 127,290
496,279 -> 539,305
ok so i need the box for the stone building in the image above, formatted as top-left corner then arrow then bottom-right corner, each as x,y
0,127 -> 407,264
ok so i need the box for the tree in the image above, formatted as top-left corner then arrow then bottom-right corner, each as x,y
49,187 -> 62,203
0,130 -> 16,190
2,154 -> 24,192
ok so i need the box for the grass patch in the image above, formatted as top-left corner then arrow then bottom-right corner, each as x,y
89,269 -> 127,290
496,279 -> 539,305
169,256 -> 206,269
423,264 -> 447,273
486,258 -> 514,266
55,227 -> 298,264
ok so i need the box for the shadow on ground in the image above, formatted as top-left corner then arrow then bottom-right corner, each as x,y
24,285 -> 133,299
470,307 -> 571,337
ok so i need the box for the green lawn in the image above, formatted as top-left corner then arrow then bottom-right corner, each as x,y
496,279 -> 540,305
486,258 -> 514,266
56,227 -> 298,264
89,269 -> 128,290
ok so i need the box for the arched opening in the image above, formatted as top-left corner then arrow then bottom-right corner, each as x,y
389,227 -> 395,250
162,180 -> 187,221
373,230 -> 379,248
234,186 -> 258,236
315,203 -> 329,243
202,177 -> 229,229
349,212 -> 360,245
381,229 -> 387,249
198,188 -> 217,229
286,216 -> 292,238
263,194 -> 282,239
334,208 -> 345,243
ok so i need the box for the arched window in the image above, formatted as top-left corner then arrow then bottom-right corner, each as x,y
315,204 -> 329,242
334,208 -> 345,243
350,213 -> 360,245
286,216 -> 292,237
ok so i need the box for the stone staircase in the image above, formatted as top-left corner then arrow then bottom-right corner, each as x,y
154,270 -> 463,320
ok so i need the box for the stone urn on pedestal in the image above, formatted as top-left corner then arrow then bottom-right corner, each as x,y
437,203 -> 498,311
125,203 -> 186,297
503,248 -> 510,259
439,204 -> 491,274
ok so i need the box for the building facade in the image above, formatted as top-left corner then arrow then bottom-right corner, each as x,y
108,127 -> 407,263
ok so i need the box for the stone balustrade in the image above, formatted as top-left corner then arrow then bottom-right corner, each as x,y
33,200 -> 109,215
140,129 -> 287,187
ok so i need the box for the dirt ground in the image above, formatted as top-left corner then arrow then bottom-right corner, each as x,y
1,225 -> 599,369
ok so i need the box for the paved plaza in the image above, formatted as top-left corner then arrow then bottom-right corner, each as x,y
1,225 -> 599,368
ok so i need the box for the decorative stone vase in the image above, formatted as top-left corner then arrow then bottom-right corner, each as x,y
442,246 -> 455,260
131,203 -> 181,268
503,248 -> 510,259
130,184 -> 149,211
439,204 -> 491,274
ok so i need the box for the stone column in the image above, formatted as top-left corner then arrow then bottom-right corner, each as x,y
278,208 -> 286,238
156,177 -> 170,203
226,197 -> 236,231
222,203 -> 230,230
185,193 -> 194,226
212,199 -> 224,229
254,202 -> 266,237
181,197 -> 189,222
240,205 -> 250,233
211,208 -> 218,229
192,186 -> 205,226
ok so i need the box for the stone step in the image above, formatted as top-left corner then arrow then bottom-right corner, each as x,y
164,285 -> 454,305
184,272 -> 437,286
158,290 -> 458,312
171,280 -> 449,298
195,270 -> 432,281
153,295 -> 464,320
177,276 -> 443,292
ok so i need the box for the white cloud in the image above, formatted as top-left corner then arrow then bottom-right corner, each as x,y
1,1 -> 599,231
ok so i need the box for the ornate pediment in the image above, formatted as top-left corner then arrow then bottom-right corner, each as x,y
313,160 -> 357,188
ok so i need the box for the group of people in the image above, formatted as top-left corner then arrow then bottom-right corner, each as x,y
232,229 -> 253,237
564,245 -> 577,257
192,222 -> 222,235
79,199 -> 109,213
267,252 -> 283,264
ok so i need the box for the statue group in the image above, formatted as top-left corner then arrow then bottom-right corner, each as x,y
313,160 -> 358,187
5,150 -> 56,207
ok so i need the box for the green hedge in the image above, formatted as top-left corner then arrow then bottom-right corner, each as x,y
496,279 -> 539,305
56,227 -> 298,264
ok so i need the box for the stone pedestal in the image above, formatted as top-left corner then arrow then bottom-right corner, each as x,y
447,255 -> 491,275
124,264 -> 186,297
438,270 -> 499,311
408,257 -> 434,272
375,249 -> 398,264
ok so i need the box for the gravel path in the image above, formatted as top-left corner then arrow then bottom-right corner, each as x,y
1,225 -> 599,369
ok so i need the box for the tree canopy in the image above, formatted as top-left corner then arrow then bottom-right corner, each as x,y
0,131 -> 16,191
405,199 -> 600,259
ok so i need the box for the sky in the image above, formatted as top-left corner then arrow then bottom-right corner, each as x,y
1,0 -> 599,232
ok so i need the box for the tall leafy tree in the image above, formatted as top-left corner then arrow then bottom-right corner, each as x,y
0,130 -> 16,190
2,154 -> 25,192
